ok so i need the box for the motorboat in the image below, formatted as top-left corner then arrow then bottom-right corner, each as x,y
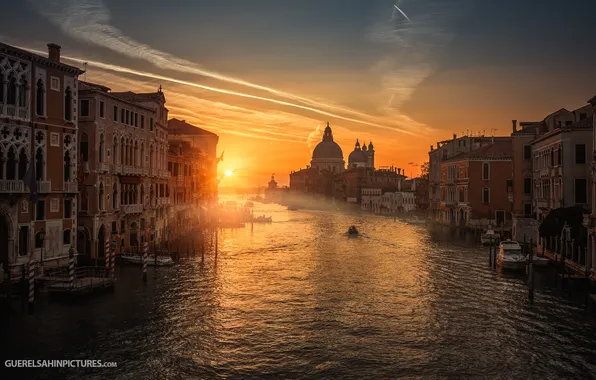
119,253 -> 175,267
403,216 -> 426,225
348,225 -> 359,236
496,240 -> 527,270
251,215 -> 272,223
481,230 -> 500,245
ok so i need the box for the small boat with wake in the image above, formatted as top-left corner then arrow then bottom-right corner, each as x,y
403,216 -> 426,225
347,225 -> 359,236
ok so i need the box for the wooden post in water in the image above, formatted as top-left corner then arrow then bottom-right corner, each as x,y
142,241 -> 148,283
28,260 -> 35,314
215,228 -> 219,257
105,239 -> 110,275
201,229 -> 205,261
488,235 -> 492,267
528,237 -> 534,303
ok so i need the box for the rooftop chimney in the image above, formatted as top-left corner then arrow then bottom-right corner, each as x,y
512,120 -> 517,133
47,43 -> 61,62
453,133 -> 457,140
430,145 -> 434,151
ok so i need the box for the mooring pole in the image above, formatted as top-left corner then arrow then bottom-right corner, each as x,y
105,239 -> 110,275
489,235 -> 493,267
28,260 -> 35,314
142,241 -> 148,283
110,240 -> 115,278
215,228 -> 219,257
529,237 -> 534,302
68,249 -> 75,289
492,236 -> 497,270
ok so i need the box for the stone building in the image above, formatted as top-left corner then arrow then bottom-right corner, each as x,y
347,139 -> 374,169
0,42 -> 84,276
310,122 -> 345,173
77,82 -> 170,260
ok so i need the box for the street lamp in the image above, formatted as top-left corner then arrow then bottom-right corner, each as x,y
39,228 -> 46,273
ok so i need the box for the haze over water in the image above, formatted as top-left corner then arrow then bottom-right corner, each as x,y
3,199 -> 596,379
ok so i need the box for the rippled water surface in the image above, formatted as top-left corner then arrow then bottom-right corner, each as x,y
2,201 -> 596,379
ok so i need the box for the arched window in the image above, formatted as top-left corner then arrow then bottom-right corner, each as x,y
550,147 -> 554,167
64,86 -> 72,121
0,73 -> 4,101
63,229 -> 71,245
6,146 -> 16,180
113,183 -> 118,209
19,79 -> 27,107
482,162 -> 489,180
120,137 -> 125,166
6,74 -> 16,105
113,136 -> 118,164
99,182 -> 104,210
99,134 -> 105,162
149,146 -> 154,168
140,144 -> 144,167
134,141 -> 138,166
35,147 -> 44,181
141,185 -> 145,205
0,149 -> 4,179
18,148 -> 27,180
64,151 -> 71,181
36,79 -> 45,116
79,132 -> 88,162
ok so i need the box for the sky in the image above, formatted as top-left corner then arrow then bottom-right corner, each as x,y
3,0 -> 596,186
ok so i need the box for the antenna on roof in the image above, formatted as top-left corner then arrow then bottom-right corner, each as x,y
83,62 -> 88,81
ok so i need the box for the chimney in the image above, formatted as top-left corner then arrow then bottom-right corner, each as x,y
430,145 -> 434,151
453,133 -> 457,140
512,120 -> 517,133
47,43 -> 61,62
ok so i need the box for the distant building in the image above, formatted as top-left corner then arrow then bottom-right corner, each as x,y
347,139 -> 374,169
310,122 -> 344,173
361,188 -> 382,213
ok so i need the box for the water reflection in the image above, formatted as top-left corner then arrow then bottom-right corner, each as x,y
2,200 -> 596,379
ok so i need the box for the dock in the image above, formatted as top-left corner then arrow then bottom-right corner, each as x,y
44,267 -> 115,298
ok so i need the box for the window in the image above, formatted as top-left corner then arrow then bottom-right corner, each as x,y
558,147 -> 562,165
523,145 -> 531,160
6,75 -> 16,105
580,113 -> 587,120
112,221 -> 117,234
120,220 -> 125,233
36,79 -> 45,116
64,199 -> 72,218
63,230 -> 71,245
121,109 -> 125,123
64,151 -> 71,181
524,203 -> 532,217
150,118 -> 154,131
576,144 -> 586,164
482,188 -> 490,203
50,77 -> 60,91
113,105 -> 118,121
18,226 -> 29,256
99,183 -> 105,210
126,110 -> 130,125
35,232 -> 44,249
19,79 -> 27,107
36,200 -> 45,221
80,133 -> 89,162
134,113 -> 138,127
575,178 -> 587,204
64,86 -> 72,121
35,147 -> 44,181
496,210 -> 505,226
565,120 -> 572,126
141,115 -> 145,129
80,99 -> 89,117
99,101 -> 105,118
482,163 -> 489,180
524,178 -> 531,194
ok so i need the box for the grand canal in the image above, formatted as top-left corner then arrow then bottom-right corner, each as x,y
2,200 -> 596,379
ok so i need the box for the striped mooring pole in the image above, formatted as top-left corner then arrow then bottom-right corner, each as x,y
110,239 -> 115,278
105,239 -> 110,274
68,249 -> 75,289
142,241 -> 148,282
28,260 -> 35,313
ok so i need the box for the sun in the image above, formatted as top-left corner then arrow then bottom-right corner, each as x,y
225,169 -> 233,177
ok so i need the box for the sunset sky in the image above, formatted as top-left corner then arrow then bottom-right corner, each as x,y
4,0 -> 596,186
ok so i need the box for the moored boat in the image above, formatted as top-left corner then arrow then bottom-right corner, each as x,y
347,225 -> 359,236
119,253 -> 175,266
481,231 -> 500,245
496,240 -> 526,270
403,216 -> 426,225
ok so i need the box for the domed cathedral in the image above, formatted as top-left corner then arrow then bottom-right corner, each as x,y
310,122 -> 345,173
348,139 -> 375,168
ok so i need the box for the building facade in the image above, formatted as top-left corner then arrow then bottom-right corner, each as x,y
0,42 -> 84,276
310,123 -> 344,173
77,83 -> 171,260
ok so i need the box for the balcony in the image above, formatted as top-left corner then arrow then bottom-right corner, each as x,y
160,170 -> 170,178
113,164 -> 122,174
97,162 -> 110,172
550,166 -> 562,177
121,203 -> 143,214
538,168 -> 550,178
123,166 -> 142,176
142,167 -> 149,176
38,181 -> 51,193
63,181 -> 78,193
151,168 -> 158,177
158,197 -> 171,206
177,176 -> 184,186
0,180 -> 24,193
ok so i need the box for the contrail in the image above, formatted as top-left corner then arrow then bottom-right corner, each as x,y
394,4 -> 411,22
18,46 -> 420,136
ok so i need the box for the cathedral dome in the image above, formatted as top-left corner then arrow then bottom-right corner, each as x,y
312,123 -> 344,160
348,149 -> 368,163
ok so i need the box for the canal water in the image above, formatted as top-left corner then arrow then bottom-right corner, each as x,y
2,200 -> 596,379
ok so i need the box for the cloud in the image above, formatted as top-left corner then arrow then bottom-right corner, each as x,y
26,0 -> 429,137
307,125 -> 323,151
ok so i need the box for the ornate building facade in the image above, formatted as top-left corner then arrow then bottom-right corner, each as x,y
310,123 -> 344,173
0,43 -> 84,276
77,82 -> 170,260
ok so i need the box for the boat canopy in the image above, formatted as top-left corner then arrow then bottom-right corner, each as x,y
499,241 -> 522,250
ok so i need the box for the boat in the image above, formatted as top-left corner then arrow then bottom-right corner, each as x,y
529,254 -> 550,267
481,230 -> 500,245
348,225 -> 359,236
287,206 -> 298,211
119,253 -> 175,266
403,216 -> 426,225
251,215 -> 272,223
496,240 -> 527,271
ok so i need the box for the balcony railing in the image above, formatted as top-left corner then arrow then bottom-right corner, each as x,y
142,167 -> 149,176
121,203 -> 143,214
98,162 -> 110,172
160,170 -> 170,178
158,197 -> 170,206
38,181 -> 51,193
0,180 -> 24,193
63,181 -> 78,193
123,166 -> 142,175
539,168 -> 550,177
113,164 -> 122,174
151,168 -> 158,177
177,176 -> 184,185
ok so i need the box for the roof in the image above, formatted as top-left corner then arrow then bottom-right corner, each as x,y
111,90 -> 166,104
567,115 -> 593,129
79,80 -> 111,92
517,121 -> 548,135
588,94 -> 596,105
168,118 -> 218,137
1,42 -> 84,75
531,115 -> 594,144
443,139 -> 513,162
